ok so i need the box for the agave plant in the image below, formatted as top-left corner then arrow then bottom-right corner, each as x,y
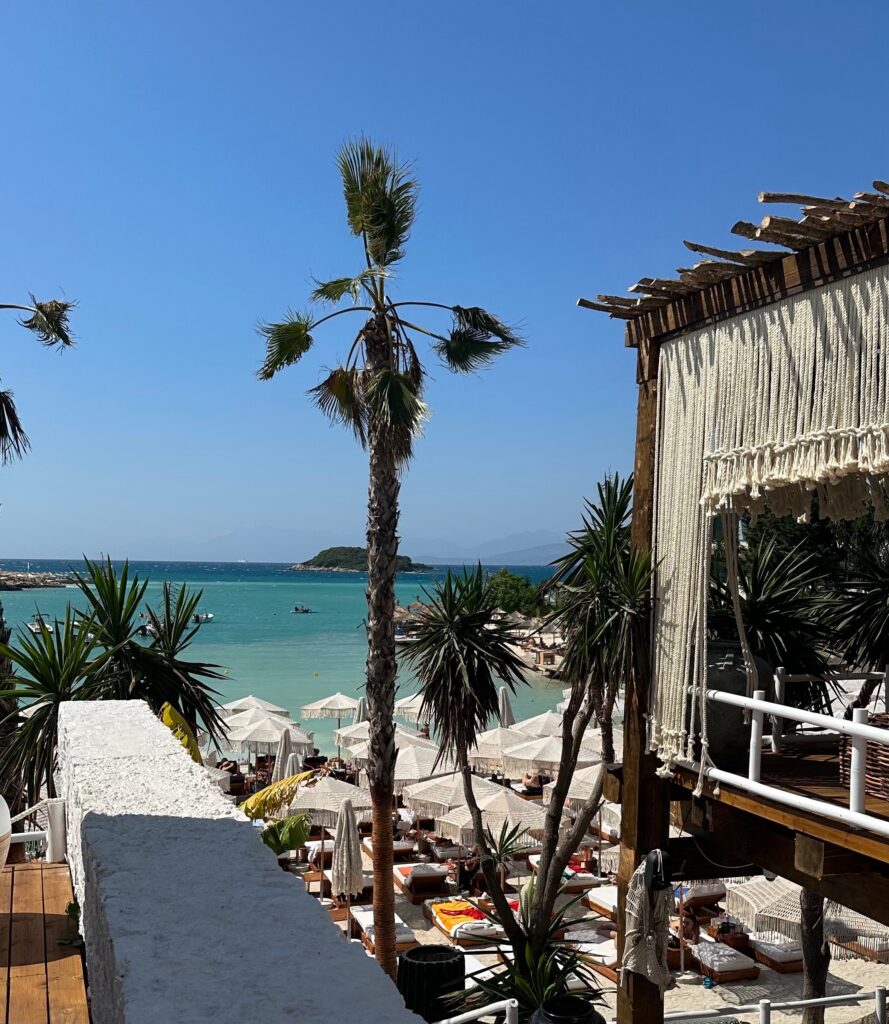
257,139 -> 522,976
0,608 -> 108,801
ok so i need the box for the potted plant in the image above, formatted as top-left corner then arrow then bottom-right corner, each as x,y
260,814 -> 312,870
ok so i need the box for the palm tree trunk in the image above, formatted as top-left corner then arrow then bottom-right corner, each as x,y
364,314 -> 399,979
800,888 -> 830,1024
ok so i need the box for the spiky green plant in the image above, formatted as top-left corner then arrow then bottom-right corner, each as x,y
256,138 -> 522,976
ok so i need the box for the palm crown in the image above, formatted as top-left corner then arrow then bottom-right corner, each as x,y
256,137 -> 522,456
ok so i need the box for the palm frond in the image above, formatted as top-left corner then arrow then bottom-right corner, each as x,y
336,137 -> 418,267
19,295 -> 75,347
364,368 -> 427,465
436,306 -> 523,373
0,389 -> 30,464
308,366 -> 367,445
257,311 -> 314,380
310,269 -> 389,305
241,770 -> 316,820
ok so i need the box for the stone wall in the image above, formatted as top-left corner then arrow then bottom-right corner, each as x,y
57,700 -> 416,1024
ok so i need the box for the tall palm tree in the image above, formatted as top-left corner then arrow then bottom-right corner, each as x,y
0,293 -> 75,821
402,567 -> 528,947
256,138 -> 522,974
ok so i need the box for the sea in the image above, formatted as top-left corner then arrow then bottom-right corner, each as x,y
0,559 -> 564,754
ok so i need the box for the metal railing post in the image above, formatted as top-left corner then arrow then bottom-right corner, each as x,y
749,689 -> 765,782
850,707 -> 868,814
876,986 -> 886,1024
506,999 -> 519,1024
771,668 -> 785,753
759,999 -> 771,1024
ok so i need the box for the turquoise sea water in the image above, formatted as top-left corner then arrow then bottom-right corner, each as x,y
0,560 -> 564,754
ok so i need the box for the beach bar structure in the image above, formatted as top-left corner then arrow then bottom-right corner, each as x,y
581,181 -> 889,1024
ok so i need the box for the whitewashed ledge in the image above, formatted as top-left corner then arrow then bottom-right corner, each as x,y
57,701 -> 417,1024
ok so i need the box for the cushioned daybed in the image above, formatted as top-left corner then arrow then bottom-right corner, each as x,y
350,906 -> 417,955
582,884 -> 620,920
362,836 -> 416,862
688,939 -> 760,983
748,936 -> 803,973
393,862 -> 450,904
528,854 -> 609,893
423,897 -> 516,947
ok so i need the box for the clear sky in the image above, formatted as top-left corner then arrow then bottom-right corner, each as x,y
1,1 -> 888,561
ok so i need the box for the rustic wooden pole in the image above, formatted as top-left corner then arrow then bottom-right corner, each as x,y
616,337 -> 672,1024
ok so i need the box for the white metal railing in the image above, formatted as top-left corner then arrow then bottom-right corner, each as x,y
6,797 -> 66,861
433,999 -> 519,1024
662,986 -> 886,1024
687,686 -> 889,839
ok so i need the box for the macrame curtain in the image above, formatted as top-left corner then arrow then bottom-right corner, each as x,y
650,264 -> 889,774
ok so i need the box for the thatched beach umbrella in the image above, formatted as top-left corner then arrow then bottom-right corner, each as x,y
226,715 -> 314,758
467,726 -> 528,771
543,764 -> 602,811
391,746 -> 455,795
435,788 -> 549,848
498,687 -> 516,727
402,771 -> 504,818
301,692 -> 360,757
330,799 -> 364,913
220,695 -> 289,718
513,710 -> 562,737
502,735 -> 600,776
335,720 -> 433,750
288,776 -> 373,827
394,692 -> 429,724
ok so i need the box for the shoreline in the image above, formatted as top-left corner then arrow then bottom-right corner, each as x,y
0,571 -> 74,591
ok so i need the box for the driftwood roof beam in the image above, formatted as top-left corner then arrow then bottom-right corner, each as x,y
628,278 -> 690,297
596,295 -> 670,311
854,192 -> 889,208
758,192 -> 849,208
732,220 -> 811,250
803,206 -> 882,228
875,181 -> 889,196
683,240 -> 783,266
576,298 -> 639,319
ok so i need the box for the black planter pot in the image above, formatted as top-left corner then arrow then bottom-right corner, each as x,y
531,995 -> 606,1024
396,943 -> 464,1022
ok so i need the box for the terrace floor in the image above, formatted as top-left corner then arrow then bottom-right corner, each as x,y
0,861 -> 90,1024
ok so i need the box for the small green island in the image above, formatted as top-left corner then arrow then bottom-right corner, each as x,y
289,546 -> 433,574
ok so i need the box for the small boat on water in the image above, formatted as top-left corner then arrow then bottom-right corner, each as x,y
26,614 -> 49,635
136,623 -> 158,638
193,612 -> 214,624
292,604 -> 314,614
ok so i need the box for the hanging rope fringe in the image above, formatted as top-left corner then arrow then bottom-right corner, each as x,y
651,265 -> 889,774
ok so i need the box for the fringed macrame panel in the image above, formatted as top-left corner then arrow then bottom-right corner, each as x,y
650,264 -> 889,773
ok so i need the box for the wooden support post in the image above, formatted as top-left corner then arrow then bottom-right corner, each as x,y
617,338 -> 671,1024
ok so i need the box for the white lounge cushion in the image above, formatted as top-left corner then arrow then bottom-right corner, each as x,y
690,940 -> 757,971
682,881 -> 727,903
749,936 -> 802,963
351,907 -> 413,942
585,884 -> 619,914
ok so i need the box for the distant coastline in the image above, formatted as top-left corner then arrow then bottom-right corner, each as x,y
289,545 -> 433,574
0,570 -> 74,591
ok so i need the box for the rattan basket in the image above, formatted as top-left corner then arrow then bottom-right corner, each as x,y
839,712 -> 889,800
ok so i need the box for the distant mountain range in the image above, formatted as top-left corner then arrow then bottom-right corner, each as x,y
411,531 -> 570,567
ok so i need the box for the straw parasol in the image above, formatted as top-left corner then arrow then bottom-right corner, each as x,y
435,788 -> 549,848
402,771 -> 504,818
220,695 -> 289,718
513,710 -> 563,738
226,715 -> 314,757
502,735 -> 600,776
288,776 -> 373,827
336,720 -> 433,749
330,799 -> 364,911
391,745 -> 455,794
497,687 -> 516,727
467,726 -> 529,771
394,692 -> 429,724
301,692 -> 361,758
271,729 -> 294,784
224,707 -> 293,730
543,764 -> 603,812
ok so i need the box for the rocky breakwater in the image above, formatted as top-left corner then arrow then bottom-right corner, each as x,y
0,570 -> 74,590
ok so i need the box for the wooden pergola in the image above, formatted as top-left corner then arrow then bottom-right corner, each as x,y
580,181 -> 889,1024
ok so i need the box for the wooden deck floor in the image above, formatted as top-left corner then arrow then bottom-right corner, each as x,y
0,861 -> 90,1024
761,748 -> 889,822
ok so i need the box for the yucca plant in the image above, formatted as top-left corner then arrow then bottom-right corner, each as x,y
0,608 -> 108,801
256,139 -> 522,976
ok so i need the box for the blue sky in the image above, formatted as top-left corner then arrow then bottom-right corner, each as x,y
1,1 -> 887,560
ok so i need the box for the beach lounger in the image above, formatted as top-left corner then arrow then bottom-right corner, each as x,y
393,863 -> 450,904
688,939 -> 760,983
423,897 -> 515,948
463,954 -> 495,989
363,836 -> 416,862
323,869 -> 373,901
350,906 -> 417,955
528,854 -> 608,893
748,936 -> 803,973
582,884 -> 619,920
677,881 -> 727,911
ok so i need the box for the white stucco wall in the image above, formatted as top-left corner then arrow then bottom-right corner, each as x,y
57,700 -> 417,1024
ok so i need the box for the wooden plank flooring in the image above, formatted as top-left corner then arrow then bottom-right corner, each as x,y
1,863 -> 89,1024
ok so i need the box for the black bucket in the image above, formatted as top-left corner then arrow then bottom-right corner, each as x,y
396,943 -> 465,1022
532,995 -> 606,1024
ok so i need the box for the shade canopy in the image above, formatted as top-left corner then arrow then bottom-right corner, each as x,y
225,707 -> 292,730
543,764 -> 603,812
502,735 -> 600,775
435,788 -> 549,847
394,692 -> 429,724
330,799 -> 364,899
226,715 -> 314,755
335,720 -> 434,749
220,695 -> 289,718
402,771 -> 504,818
390,746 -> 455,795
288,777 -> 373,827
513,710 -> 563,738
467,727 -> 529,770
301,692 -> 360,720
498,687 -> 516,728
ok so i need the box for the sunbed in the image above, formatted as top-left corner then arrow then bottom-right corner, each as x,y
323,869 -> 373,901
393,862 -> 450,904
748,935 -> 803,973
528,854 -> 609,893
688,939 -> 760,983
582,884 -> 620,920
676,881 -> 727,911
349,906 -> 417,955
423,897 -> 517,947
362,836 -> 416,862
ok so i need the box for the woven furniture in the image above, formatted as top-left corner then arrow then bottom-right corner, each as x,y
840,712 -> 889,800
